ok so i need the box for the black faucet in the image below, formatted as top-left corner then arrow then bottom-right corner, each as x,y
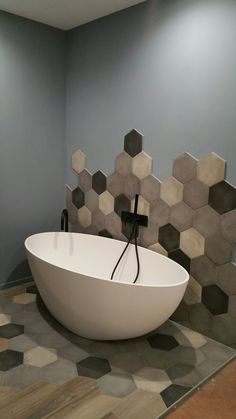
61,209 -> 69,232
121,194 -> 148,231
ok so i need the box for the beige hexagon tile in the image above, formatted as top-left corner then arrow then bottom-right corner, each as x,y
180,228 -> 205,258
85,189 -> 98,212
140,175 -> 161,203
115,152 -> 132,176
175,329 -> 207,349
173,153 -> 197,183
24,346 -> 57,368
0,313 -> 11,326
132,152 -> 152,180
160,176 -> 183,206
193,205 -> 220,238
150,199 -> 170,227
107,172 -> 124,197
99,191 -> 114,215
78,206 -> 92,228
148,243 -> 168,256
197,152 -> 225,186
92,209 -> 105,231
13,293 -> 36,305
133,367 -> 171,393
0,338 -> 8,352
71,149 -> 86,174
131,196 -> 150,216
183,286 -> 201,305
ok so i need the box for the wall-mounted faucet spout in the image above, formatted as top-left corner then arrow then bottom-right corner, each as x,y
61,209 -> 69,232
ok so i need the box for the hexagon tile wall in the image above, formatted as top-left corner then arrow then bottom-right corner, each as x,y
66,129 -> 236,348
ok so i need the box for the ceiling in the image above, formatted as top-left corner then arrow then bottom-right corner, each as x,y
0,0 -> 147,30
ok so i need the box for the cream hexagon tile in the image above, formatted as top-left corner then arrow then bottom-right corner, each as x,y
175,329 -> 207,349
0,313 -> 11,326
197,152 -> 225,187
132,152 -> 152,180
71,149 -> 86,174
160,177 -> 183,206
133,367 -> 171,393
148,243 -> 168,256
131,195 -> 150,216
78,206 -> 92,228
24,346 -> 57,367
13,293 -> 36,305
180,228 -> 205,258
115,152 -> 132,176
99,191 -> 114,215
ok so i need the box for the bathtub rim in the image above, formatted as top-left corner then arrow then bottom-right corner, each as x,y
25,232 -> 189,288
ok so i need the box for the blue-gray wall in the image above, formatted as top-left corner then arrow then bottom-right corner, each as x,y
0,11 -> 66,288
66,0 -> 236,187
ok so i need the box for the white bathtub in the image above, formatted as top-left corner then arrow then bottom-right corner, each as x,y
25,232 -> 189,340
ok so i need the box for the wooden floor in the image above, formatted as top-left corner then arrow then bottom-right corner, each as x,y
166,359 -> 236,419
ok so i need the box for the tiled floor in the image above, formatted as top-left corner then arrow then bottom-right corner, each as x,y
0,283 -> 235,418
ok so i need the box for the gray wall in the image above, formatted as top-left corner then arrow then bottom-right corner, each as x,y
66,0 -> 236,187
0,11 -> 65,287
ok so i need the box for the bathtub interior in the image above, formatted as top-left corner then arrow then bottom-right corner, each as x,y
25,232 -> 189,287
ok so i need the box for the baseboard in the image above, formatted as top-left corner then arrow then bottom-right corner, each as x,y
0,275 -> 33,290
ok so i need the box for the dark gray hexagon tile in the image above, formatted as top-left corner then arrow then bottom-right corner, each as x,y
92,171 -> 107,195
0,349 -> 23,371
114,194 -> 130,217
173,153 -> 197,184
78,169 -> 92,192
190,255 -> 216,286
183,179 -> 209,209
209,181 -> 236,214
202,285 -> 228,315
147,333 -> 179,351
160,383 -> 192,407
77,356 -> 111,379
159,224 -> 180,252
72,186 -> 85,209
193,205 -> 220,238
0,323 -> 24,339
170,202 -> 195,232
205,234 -> 233,265
216,263 -> 236,295
124,129 -> 143,157
140,175 -> 160,203
170,301 -> 189,323
221,210 -> 236,243
168,249 -> 190,273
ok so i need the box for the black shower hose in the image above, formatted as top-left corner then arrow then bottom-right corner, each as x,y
110,221 -> 140,284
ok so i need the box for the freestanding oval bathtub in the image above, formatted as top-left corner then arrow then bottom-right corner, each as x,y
25,232 -> 189,340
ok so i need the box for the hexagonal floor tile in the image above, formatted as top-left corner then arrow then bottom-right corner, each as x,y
98,371 -> 136,397
109,352 -> 145,374
0,349 -> 23,371
24,346 -> 57,367
4,364 -> 42,388
41,358 -> 78,384
0,313 -> 11,326
133,367 -> 171,393
13,293 -> 36,305
202,285 -> 228,315
0,324 -> 24,339
175,329 -> 207,349
9,334 -> 37,352
160,383 -> 192,407
77,356 -> 111,379
147,333 -> 179,351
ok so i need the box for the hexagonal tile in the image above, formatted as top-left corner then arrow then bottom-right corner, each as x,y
160,177 -> 183,207
160,384 -> 191,407
205,234 -> 232,265
131,195 -> 150,216
92,171 -> 107,195
150,199 -> 170,227
202,285 -> 228,315
188,303 -> 212,333
221,209 -> 236,243
57,344 -> 88,363
180,228 -> 205,258
24,346 -> 57,367
193,205 -> 220,238
209,181 -> 236,214
139,222 -> 158,247
148,243 -> 168,256
4,364 -> 42,388
0,313 -> 11,326
72,186 -> 85,209
188,276 -> 202,301
98,191 -> 114,215
114,194 -> 130,217
197,153 -> 225,187
85,189 -> 98,212
0,324 -> 24,339
115,152 -> 132,175
78,169 -> 92,192
13,293 -> 36,305
78,206 -> 92,228
122,174 -> 140,199
26,285 -> 38,294
98,229 -> 113,238
190,255 -> 216,286
170,301 -> 189,323
159,224 -> 180,252
169,202 -> 195,232
0,349 -> 23,371
175,329 -> 207,348
41,358 -> 78,384
216,263 -> 236,295
77,356 -> 111,379
92,209 -> 105,231
173,153 -> 197,184
140,175 -> 161,203
124,129 -> 143,157
71,149 -> 85,174
107,172 -> 124,197
211,314 -> 236,346
147,333 -> 179,351
168,249 -> 191,272
133,367 -> 171,393
105,212 -> 123,239
9,334 -> 37,352
98,371 -> 136,398
166,362 -> 203,386
184,179 -> 209,209
132,152 -> 152,180
110,352 -> 145,374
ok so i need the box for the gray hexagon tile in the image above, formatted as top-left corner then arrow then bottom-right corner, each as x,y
0,324 -> 24,339
115,152 -> 132,176
132,152 -> 152,180
170,202 -> 195,232
77,356 -> 111,379
150,199 -> 170,227
114,194 -> 130,217
183,179 -> 209,209
140,175 -> 161,203
193,205 -> 220,238
202,285 -> 228,315
221,210 -> 236,243
205,234 -> 232,265
72,186 -> 85,209
78,169 -> 92,192
133,367 -> 171,393
123,174 -> 140,199
85,189 -> 98,212
107,172 -> 124,197
159,224 -> 180,252
190,255 -> 217,286
98,371 -> 136,398
4,364 -> 42,388
197,152 -> 225,187
216,263 -> 236,295
173,153 -> 197,184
